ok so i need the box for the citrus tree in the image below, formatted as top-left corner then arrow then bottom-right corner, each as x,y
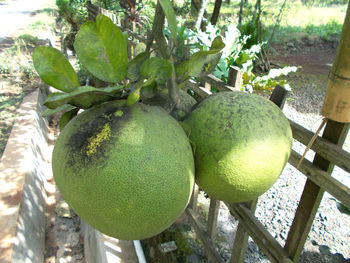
32,0 -> 292,244
32,0 -> 224,241
34,0 -> 224,127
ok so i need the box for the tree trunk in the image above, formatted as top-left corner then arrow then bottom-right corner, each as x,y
256,0 -> 261,43
210,0 -> 222,25
192,0 -> 202,10
238,0 -> 244,27
195,0 -> 209,31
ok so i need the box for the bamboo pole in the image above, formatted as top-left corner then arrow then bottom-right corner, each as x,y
321,3 -> 350,122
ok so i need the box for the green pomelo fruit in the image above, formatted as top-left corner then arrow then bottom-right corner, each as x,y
52,101 -> 195,240
184,91 -> 292,203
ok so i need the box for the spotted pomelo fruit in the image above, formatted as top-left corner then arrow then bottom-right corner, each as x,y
52,101 -> 195,240
184,91 -> 292,203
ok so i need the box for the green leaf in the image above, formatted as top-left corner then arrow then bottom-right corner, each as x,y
74,14 -> 128,83
122,31 -> 128,46
59,108 -> 79,131
140,57 -> 172,84
210,36 -> 225,51
159,0 -> 177,44
188,36 -> 224,78
188,51 -> 222,78
42,104 -> 76,117
33,46 -> 79,92
127,52 -> 150,82
175,60 -> 189,80
126,88 -> 140,106
44,85 -> 123,109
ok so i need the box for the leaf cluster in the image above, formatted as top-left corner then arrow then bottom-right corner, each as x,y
33,1 -> 224,129
172,21 -> 297,93
56,0 -> 88,29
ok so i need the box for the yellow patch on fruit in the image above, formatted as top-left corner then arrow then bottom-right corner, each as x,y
114,110 -> 124,117
86,123 -> 111,156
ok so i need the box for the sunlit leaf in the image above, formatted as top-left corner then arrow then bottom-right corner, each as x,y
33,46 -> 79,92
74,14 -> 128,83
159,0 -> 177,43
210,36 -> 225,51
126,88 -> 140,106
188,51 -> 222,78
188,36 -> 224,78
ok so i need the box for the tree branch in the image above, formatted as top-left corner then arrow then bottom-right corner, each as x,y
147,0 -> 180,111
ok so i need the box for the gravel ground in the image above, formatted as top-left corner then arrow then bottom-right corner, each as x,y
43,87 -> 350,263
195,89 -> 350,263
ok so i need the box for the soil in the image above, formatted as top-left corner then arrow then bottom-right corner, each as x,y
267,36 -> 337,116
269,35 -> 336,87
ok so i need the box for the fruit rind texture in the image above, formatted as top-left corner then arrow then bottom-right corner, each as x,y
52,101 -> 195,240
185,91 -> 292,203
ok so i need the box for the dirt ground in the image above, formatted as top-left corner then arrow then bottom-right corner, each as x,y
272,35 -> 337,83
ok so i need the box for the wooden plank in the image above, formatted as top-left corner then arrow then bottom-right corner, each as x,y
227,66 -> 243,89
189,184 -> 199,212
226,203 -> 293,263
285,120 -> 349,262
289,119 -> 350,173
269,85 -> 290,108
204,81 -> 211,92
230,200 -> 257,263
201,75 -> 240,92
186,207 -> 224,263
188,79 -> 212,99
207,199 -> 220,240
230,222 -> 248,263
289,150 -> 350,208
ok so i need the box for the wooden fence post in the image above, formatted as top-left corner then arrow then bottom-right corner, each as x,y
207,199 -> 220,240
227,66 -> 243,89
285,120 -> 349,262
189,184 -> 199,212
230,200 -> 257,263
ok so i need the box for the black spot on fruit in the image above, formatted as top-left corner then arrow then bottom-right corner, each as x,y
52,101 -> 195,240
184,91 -> 293,203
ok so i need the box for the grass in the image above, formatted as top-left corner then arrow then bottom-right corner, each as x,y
175,0 -> 347,43
0,0 -> 57,157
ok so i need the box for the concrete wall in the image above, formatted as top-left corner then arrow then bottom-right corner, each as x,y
0,86 -> 139,263
0,87 -> 52,262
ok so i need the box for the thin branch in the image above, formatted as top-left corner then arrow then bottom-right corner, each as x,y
148,0 -> 180,111
267,0 -> 288,45
146,2 -> 164,52
195,0 -> 209,31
